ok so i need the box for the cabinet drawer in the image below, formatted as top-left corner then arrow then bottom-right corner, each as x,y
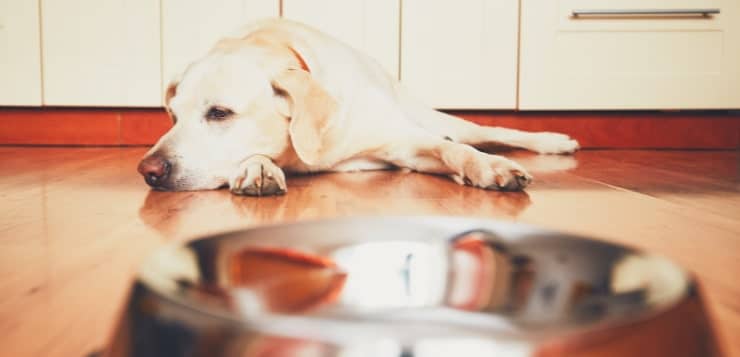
520,0 -> 740,109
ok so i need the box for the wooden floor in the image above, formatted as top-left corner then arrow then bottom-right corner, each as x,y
0,147 -> 738,356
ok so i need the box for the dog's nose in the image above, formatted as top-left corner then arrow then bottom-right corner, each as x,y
137,155 -> 172,188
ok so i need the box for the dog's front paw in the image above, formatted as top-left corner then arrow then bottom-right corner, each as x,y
452,155 -> 533,191
529,132 -> 580,154
229,155 -> 287,196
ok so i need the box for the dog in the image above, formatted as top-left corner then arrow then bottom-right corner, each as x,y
138,19 -> 579,196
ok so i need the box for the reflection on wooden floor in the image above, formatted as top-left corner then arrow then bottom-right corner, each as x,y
0,147 -> 738,356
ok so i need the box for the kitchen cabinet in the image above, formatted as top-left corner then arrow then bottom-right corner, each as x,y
6,0 -> 737,110
519,0 -> 740,109
0,0 -> 42,106
400,0 -> 519,109
42,0 -> 161,106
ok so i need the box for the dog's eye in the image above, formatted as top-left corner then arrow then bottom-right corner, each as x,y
205,106 -> 234,120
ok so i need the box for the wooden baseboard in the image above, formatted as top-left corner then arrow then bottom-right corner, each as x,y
1,108 -> 738,148
452,111 -> 740,149
0,108 -> 170,146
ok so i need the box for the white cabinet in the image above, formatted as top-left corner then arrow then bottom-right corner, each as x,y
400,0 -> 519,109
0,0 -> 42,106
7,0 -> 737,110
41,0 -> 161,106
519,0 -> 740,110
161,0 -> 278,97
282,0 -> 400,79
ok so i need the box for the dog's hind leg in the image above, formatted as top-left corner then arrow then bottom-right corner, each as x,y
399,95 -> 579,154
376,135 -> 533,191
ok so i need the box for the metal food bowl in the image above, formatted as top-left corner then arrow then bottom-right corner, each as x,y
100,217 -> 719,356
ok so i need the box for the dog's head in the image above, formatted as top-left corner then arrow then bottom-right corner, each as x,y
138,31 -> 336,191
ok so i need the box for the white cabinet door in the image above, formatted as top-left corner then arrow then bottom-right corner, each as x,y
520,0 -> 740,109
42,0 -> 161,106
161,0 -> 278,97
282,0 -> 400,79
400,0 -> 518,109
0,0 -> 42,106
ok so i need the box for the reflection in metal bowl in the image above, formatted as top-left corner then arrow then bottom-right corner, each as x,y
100,217 -> 719,357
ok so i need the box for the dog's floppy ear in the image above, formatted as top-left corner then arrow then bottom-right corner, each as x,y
164,79 -> 179,123
271,68 -> 338,166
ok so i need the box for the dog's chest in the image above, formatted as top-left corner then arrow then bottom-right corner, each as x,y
329,158 -> 392,172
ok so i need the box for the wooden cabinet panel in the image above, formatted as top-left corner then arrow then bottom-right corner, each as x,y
0,0 -> 42,106
283,0 -> 400,79
400,0 -> 518,109
41,0 -> 161,106
520,0 -> 740,109
161,0 -> 279,98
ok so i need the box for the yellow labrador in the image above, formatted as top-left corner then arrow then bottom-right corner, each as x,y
138,19 -> 579,196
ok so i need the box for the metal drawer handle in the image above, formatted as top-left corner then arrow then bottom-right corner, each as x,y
572,9 -> 720,17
